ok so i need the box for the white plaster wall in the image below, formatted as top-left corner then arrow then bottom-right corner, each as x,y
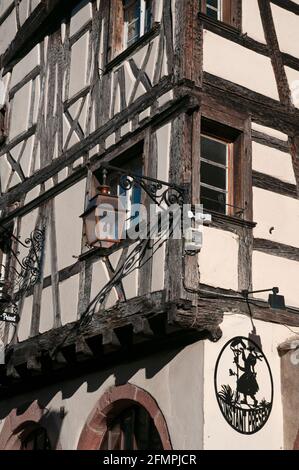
204,315 -> 299,449
60,274 -> 80,325
70,0 -> 92,37
252,142 -> 296,185
40,285 -> 54,333
55,179 -> 86,271
0,8 -> 17,56
0,1 -> 14,16
271,4 -> 299,59
9,81 -> 31,139
156,123 -> 171,183
203,31 -> 279,100
253,188 -> 299,249
68,32 -> 89,98
10,45 -> 40,88
251,122 -> 288,142
252,251 -> 299,308
242,0 -> 266,43
198,227 -> 239,291
0,342 -> 204,450
18,294 -> 33,341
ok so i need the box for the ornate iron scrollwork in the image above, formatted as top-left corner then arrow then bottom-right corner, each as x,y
0,226 -> 46,323
104,164 -> 186,208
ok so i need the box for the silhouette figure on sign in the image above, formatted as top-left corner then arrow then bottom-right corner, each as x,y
229,338 -> 263,407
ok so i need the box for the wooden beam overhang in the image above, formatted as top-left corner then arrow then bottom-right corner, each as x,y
0,291 -> 223,398
1,285 -> 298,398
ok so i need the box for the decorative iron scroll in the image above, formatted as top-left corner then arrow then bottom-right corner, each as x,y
0,227 -> 46,323
102,163 -> 187,208
214,337 -> 273,435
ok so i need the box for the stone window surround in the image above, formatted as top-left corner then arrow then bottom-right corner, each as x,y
77,383 -> 172,450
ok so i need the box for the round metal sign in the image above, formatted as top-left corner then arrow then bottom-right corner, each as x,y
214,336 -> 273,435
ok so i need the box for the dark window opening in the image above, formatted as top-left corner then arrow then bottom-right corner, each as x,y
21,427 -> 51,450
102,405 -> 163,450
124,0 -> 153,48
201,0 -> 239,28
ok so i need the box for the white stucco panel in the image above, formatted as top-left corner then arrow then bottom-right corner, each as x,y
68,32 -> 89,98
198,227 -> 239,291
253,188 -> 299,248
10,45 -> 40,88
242,0 -> 266,43
55,179 -> 86,271
271,4 -> 299,59
0,9 -> 17,56
252,142 -> 296,185
70,0 -> 92,37
252,252 -> 299,308
203,31 -> 279,100
251,123 -> 288,142
9,81 -> 31,139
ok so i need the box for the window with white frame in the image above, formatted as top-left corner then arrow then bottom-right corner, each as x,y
124,0 -> 153,48
206,0 -> 222,21
200,135 -> 233,215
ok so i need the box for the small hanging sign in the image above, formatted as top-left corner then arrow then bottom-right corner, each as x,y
0,311 -> 20,323
214,336 -> 273,435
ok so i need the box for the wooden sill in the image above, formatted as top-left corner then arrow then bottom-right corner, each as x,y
104,22 -> 161,74
198,12 -> 241,35
208,210 -> 256,229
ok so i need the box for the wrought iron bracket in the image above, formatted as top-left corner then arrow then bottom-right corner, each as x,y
100,163 -> 188,207
0,226 -> 46,323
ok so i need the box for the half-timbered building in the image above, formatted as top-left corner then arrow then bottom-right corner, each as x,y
0,0 -> 299,450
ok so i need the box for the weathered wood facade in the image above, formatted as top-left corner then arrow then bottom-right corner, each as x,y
0,0 -> 299,450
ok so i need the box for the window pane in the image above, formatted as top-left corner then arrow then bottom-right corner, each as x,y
200,186 -> 226,214
125,1 -> 141,46
201,136 -> 227,166
201,161 -> 226,190
207,0 -> 218,8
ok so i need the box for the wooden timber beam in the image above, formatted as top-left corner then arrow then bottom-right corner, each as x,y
253,170 -> 298,199
270,0 -> 299,15
203,73 -> 299,135
253,239 -> 299,263
0,0 -> 84,72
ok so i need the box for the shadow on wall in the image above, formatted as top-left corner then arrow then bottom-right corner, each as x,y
0,339 -> 198,425
0,400 -> 64,450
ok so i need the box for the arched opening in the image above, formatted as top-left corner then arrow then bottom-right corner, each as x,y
77,384 -> 172,450
101,404 -> 163,450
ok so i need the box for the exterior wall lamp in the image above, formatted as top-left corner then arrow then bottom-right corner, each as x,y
242,287 -> 286,310
80,165 -> 187,249
80,169 -> 127,249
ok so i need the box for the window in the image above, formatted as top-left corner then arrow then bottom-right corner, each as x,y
201,0 -> 239,27
109,0 -> 154,59
124,0 -> 153,48
206,0 -> 222,20
102,405 -> 163,450
200,119 -> 245,217
21,426 -> 51,450
200,135 -> 233,214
